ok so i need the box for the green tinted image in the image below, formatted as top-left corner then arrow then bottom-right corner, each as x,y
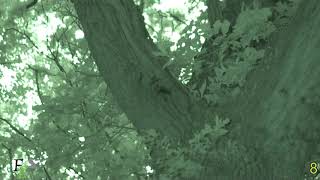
0,0 -> 319,179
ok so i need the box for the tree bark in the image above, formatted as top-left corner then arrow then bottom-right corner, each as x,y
72,0 -> 320,179
214,0 -> 320,178
72,0 -> 207,140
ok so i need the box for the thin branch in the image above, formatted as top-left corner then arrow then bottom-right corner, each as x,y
45,41 -> 66,73
45,39 -> 74,87
27,64 -> 58,76
27,66 -> 79,140
56,19 -> 76,43
109,124 -> 136,131
0,61 -> 21,65
168,12 -> 187,25
39,0 -> 49,22
62,1 -> 83,30
5,28 -> 39,50
138,0 -> 145,14
0,117 -> 32,142
108,125 -> 129,141
2,144 -> 14,180
0,117 -> 53,180
35,70 -> 44,104
84,126 -> 105,139
26,0 -> 38,9
75,70 -> 100,77
43,166 -> 52,180
68,167 -> 86,179
28,65 -> 44,104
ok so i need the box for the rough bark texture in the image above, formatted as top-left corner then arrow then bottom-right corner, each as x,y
72,0 -> 206,139
73,0 -> 320,179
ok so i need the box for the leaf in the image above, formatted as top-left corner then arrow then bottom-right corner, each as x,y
234,8 -> 273,34
241,47 -> 265,63
214,115 -> 230,129
221,20 -> 231,35
212,20 -> 222,35
233,8 -> 275,46
151,50 -> 167,57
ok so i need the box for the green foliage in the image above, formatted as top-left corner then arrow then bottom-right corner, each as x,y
188,7 -> 277,105
15,164 -> 29,180
212,20 -> 231,36
234,8 -> 275,45
172,11 -> 212,81
0,0 -> 301,179
142,115 -> 230,179
1,0 -> 150,178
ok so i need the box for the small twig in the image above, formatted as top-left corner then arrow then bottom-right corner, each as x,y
68,167 -> 86,179
46,41 -> 66,73
45,39 -> 74,87
39,0 -> 49,22
0,117 -> 32,142
168,12 -> 187,25
5,28 -> 39,50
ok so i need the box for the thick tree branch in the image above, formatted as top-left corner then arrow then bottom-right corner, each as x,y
72,0 -> 320,179
211,0 -> 320,178
72,0 -> 207,139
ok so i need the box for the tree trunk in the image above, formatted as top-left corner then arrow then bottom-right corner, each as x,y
72,0 -> 320,179
213,0 -> 320,178
72,0 -> 207,140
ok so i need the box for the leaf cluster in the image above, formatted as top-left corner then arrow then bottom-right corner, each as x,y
141,115 -> 230,179
189,7 -> 276,105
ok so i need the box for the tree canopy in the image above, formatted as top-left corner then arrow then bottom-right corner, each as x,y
1,0 -> 319,179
